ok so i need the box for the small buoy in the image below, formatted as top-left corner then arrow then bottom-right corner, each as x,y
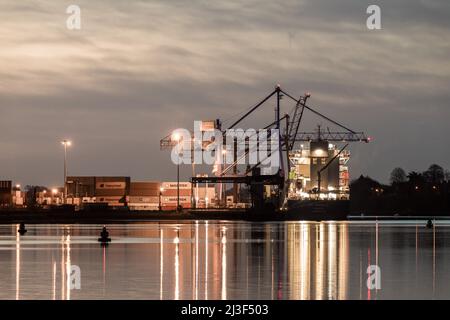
426,219 -> 433,229
18,223 -> 27,235
98,226 -> 111,243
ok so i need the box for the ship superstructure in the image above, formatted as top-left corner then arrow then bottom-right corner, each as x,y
288,133 -> 351,200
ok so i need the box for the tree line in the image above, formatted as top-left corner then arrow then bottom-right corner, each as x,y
350,164 -> 450,215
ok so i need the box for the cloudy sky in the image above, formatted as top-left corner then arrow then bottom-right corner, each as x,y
1,0 -> 449,187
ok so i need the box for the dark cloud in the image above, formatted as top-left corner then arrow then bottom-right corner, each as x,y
0,0 -> 449,186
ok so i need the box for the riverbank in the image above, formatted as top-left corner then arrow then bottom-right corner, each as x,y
1,208 -> 448,224
0,208 -> 352,223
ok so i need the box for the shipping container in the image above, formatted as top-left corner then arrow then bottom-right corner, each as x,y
161,189 -> 191,197
161,182 -> 191,190
130,182 -> 160,196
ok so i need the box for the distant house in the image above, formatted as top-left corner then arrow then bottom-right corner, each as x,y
350,175 -> 382,214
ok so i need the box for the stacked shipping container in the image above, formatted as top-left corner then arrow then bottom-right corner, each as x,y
161,182 -> 192,210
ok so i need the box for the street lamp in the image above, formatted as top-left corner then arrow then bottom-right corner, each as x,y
51,188 -> 58,205
221,149 -> 227,206
159,187 -> 164,211
61,140 -> 71,204
172,132 -> 181,212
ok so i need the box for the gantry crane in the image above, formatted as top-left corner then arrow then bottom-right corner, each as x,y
160,85 -> 370,211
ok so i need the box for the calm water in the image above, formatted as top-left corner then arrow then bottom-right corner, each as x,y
0,221 -> 449,300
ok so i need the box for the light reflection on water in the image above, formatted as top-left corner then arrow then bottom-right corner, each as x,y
0,221 -> 449,300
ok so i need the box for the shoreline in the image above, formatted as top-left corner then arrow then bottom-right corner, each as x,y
0,209 -> 448,224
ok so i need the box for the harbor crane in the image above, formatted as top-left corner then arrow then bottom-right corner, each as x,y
160,85 -> 370,211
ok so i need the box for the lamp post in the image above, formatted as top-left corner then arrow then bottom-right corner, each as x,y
61,140 -> 71,204
42,189 -> 47,206
159,187 -> 164,211
221,149 -> 227,206
192,138 -> 196,209
52,188 -> 58,205
177,158 -> 180,211
172,132 -> 181,212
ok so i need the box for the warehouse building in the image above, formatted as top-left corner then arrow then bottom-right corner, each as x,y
192,184 -> 216,208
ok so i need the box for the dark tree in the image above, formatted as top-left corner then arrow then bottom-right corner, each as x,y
407,171 -> 424,184
423,164 -> 445,184
390,167 -> 407,185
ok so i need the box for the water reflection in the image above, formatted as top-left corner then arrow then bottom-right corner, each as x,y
286,222 -> 349,300
1,221 -> 448,299
15,225 -> 20,300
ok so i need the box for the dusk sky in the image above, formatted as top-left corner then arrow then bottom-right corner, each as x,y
1,0 -> 449,187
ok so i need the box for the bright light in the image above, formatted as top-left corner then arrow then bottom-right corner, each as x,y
328,186 -> 335,191
222,149 -> 227,155
171,132 -> 181,142
300,192 -> 310,199
160,187 -> 164,192
314,149 -> 325,156
43,190 -> 47,194
52,189 -> 58,194
61,140 -> 72,146
15,184 -> 21,189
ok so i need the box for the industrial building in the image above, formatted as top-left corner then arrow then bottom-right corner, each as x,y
0,182 -> 28,208
12,184 -> 25,207
36,188 -> 63,206
193,183 -> 216,209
